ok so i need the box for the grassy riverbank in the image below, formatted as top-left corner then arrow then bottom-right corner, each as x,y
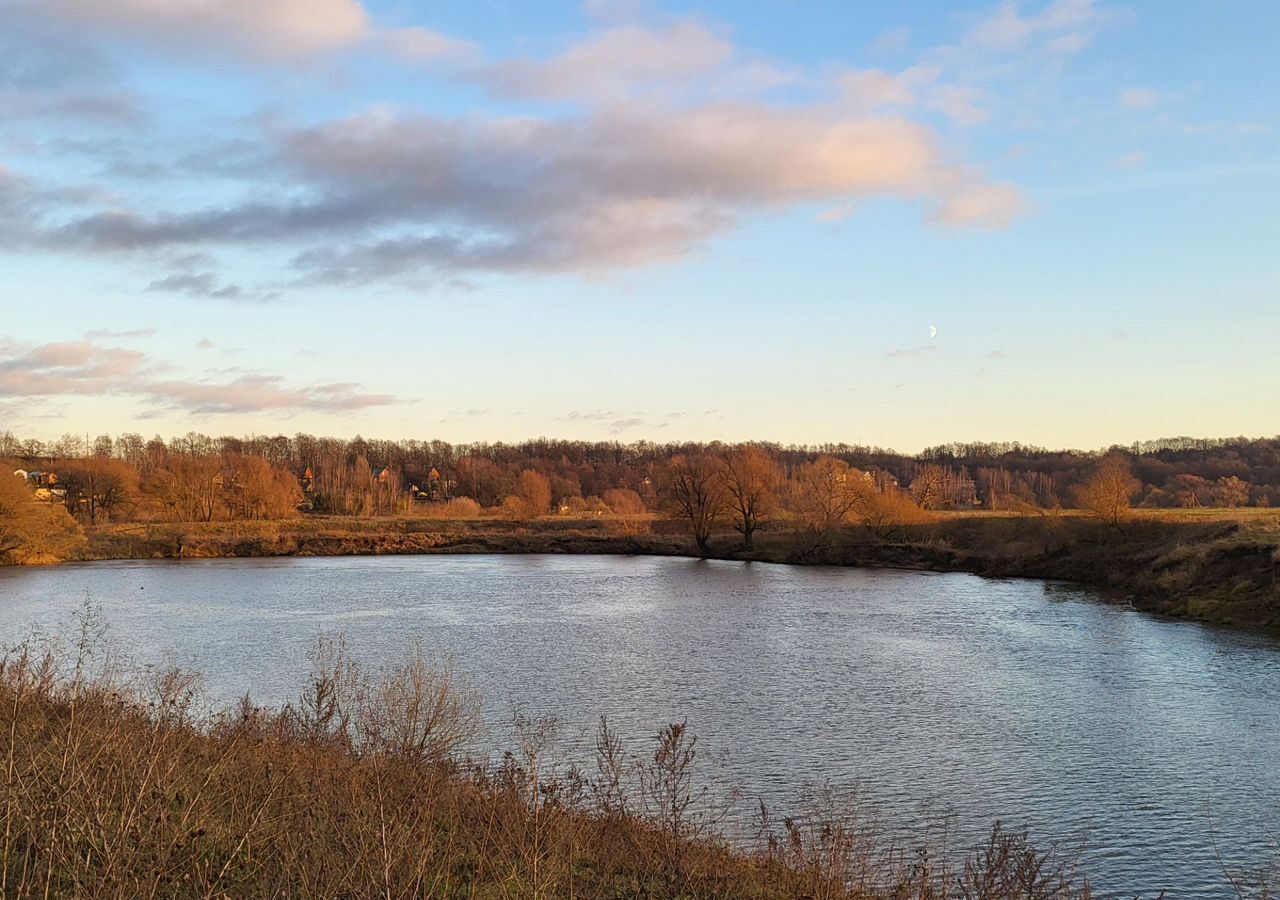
77,511 -> 1280,628
0,634 -> 1106,899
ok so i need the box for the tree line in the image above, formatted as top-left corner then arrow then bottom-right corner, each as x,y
3,430 -> 1277,537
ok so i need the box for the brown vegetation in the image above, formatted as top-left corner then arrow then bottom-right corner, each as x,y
718,446 -> 781,551
0,475 -> 85,565
661,454 -> 725,554
0,628 -> 1108,899
1077,453 -> 1140,524
788,457 -> 867,535
6,430 -> 1280,561
5,430 -> 1279,627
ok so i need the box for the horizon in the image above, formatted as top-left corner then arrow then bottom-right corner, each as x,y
4,426 -> 1278,461
2,0 -> 1276,448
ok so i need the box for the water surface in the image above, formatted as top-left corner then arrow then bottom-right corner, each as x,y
0,555 -> 1276,897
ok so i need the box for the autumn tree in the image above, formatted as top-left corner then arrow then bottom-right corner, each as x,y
0,475 -> 86,563
717,446 -> 780,551
222,455 -> 302,520
787,457 -> 873,540
661,454 -> 724,555
58,458 -> 138,524
602,488 -> 646,516
456,455 -> 504,507
1078,453 -> 1140,524
859,486 -> 929,539
514,470 -> 552,518
1215,476 -> 1249,508
1167,473 -> 1213,509
372,464 -> 404,516
910,464 -> 947,510
148,456 -> 221,522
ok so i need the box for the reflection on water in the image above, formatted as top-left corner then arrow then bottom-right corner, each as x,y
0,555 -> 1276,897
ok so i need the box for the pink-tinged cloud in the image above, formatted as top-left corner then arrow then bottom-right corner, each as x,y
143,376 -> 397,414
0,341 -> 149,397
478,22 -> 736,102
930,182 -> 1026,229
43,99 -> 1025,283
0,338 -> 400,416
3,15 -> 1031,288
26,0 -> 469,65
838,65 -> 990,126
967,0 -> 1116,55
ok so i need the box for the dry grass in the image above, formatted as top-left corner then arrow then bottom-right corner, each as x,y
0,615 -> 1110,900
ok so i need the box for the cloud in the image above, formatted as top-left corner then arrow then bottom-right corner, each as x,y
24,0 -> 468,66
869,27 -> 912,55
885,345 -> 940,358
437,407 -> 490,423
0,88 -> 144,125
1111,150 -> 1147,170
1118,87 -> 1159,109
146,270 -> 276,303
0,337 -> 399,415
838,65 -> 991,127
839,68 -> 921,108
929,182 -> 1026,228
608,417 -> 646,433
0,23 -> 146,125
84,327 -> 157,340
29,97 -> 1024,283
1181,120 -> 1272,139
816,205 -> 858,223
25,0 -> 366,62
0,339 -> 150,396
966,0 -> 1118,56
580,0 -> 648,24
475,21 -> 769,104
377,28 -> 480,66
1,13 -> 1032,292
143,375 -> 397,415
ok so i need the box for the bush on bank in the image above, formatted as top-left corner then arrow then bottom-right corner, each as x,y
0,624 -> 1108,900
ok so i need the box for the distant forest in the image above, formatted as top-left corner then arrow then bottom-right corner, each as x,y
3,431 -> 1277,527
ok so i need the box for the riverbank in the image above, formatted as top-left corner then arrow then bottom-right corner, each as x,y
72,511 -> 1280,628
2,637 -> 1103,900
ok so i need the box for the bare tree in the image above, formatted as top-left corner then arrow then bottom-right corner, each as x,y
1078,452 -> 1140,524
910,464 -> 947,510
717,446 -> 780,551
1215,476 -> 1250,508
661,454 -> 724,555
58,458 -> 137,525
787,456 -> 874,546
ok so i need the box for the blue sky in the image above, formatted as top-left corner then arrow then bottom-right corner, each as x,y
1,0 -> 1276,451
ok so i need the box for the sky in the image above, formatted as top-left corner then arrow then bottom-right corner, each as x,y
0,0 -> 1276,452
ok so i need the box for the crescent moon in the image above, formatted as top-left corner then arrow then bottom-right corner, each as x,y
929,324 -> 938,339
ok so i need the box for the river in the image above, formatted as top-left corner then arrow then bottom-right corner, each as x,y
0,555 -> 1275,897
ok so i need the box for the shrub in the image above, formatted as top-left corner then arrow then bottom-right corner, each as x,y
604,488 -> 647,516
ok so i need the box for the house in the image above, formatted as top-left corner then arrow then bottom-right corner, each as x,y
15,469 -> 60,491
